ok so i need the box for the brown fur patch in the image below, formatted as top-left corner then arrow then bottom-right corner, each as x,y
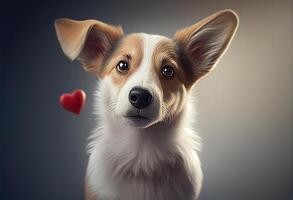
100,34 -> 143,87
152,39 -> 189,119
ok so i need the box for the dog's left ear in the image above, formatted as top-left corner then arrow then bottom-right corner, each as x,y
54,18 -> 124,75
174,10 -> 238,85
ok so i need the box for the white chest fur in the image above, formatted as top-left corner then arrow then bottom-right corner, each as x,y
86,102 -> 202,200
85,79 -> 202,200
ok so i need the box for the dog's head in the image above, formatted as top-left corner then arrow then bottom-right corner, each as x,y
55,10 -> 238,128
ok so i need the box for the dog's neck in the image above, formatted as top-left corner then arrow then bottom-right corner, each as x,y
88,97 -> 200,177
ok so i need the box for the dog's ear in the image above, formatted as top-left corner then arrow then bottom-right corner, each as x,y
54,18 -> 124,75
174,10 -> 238,85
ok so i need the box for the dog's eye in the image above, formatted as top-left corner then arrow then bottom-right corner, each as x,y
116,60 -> 129,73
161,66 -> 175,78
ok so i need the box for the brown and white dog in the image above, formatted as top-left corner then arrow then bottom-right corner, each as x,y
55,9 -> 238,200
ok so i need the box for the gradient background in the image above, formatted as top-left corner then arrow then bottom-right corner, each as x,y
1,0 -> 292,199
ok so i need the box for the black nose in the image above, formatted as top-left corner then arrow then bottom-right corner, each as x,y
129,87 -> 153,109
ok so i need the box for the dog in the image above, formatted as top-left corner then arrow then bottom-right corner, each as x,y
54,9 -> 238,200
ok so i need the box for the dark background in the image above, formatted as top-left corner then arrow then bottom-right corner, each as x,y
1,0 -> 292,200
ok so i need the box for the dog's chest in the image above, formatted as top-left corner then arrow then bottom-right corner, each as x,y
87,148 -> 197,200
116,163 -> 196,200
86,126 -> 201,200
87,137 -> 200,200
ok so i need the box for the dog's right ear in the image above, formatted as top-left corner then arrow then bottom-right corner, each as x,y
54,18 -> 124,75
174,10 -> 238,86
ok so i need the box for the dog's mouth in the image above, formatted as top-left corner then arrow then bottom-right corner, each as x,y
126,115 -> 149,120
124,114 -> 152,128
123,109 -> 156,128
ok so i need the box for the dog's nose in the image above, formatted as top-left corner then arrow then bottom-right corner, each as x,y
129,87 -> 153,109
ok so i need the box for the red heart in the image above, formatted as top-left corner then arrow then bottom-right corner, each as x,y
60,89 -> 86,114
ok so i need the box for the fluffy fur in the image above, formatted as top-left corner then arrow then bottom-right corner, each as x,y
54,9 -> 239,200
86,78 -> 202,200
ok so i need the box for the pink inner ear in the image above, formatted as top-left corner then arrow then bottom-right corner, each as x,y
187,20 -> 237,77
55,18 -> 124,75
188,25 -> 227,72
174,11 -> 238,81
75,24 -> 124,75
78,27 -> 110,65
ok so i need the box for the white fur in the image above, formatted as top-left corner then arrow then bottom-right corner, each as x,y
86,34 -> 203,200
116,34 -> 167,128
